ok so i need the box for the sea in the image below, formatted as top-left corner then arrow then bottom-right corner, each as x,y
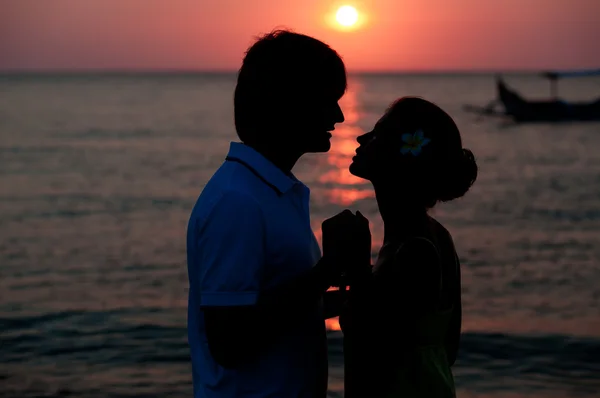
1,72 -> 599,398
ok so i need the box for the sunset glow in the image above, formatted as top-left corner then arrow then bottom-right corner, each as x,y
2,0 -> 600,71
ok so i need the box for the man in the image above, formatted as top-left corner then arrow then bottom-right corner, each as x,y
186,30 -> 367,398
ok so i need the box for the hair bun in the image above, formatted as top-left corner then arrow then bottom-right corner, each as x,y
437,148 -> 478,202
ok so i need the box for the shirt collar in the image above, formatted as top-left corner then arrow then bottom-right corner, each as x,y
226,142 -> 303,195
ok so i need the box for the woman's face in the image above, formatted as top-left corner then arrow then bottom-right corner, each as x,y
349,113 -> 399,181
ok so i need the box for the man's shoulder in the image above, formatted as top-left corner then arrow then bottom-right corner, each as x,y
205,161 -> 274,198
188,187 -> 264,244
189,160 -> 281,233
196,162 -> 251,199
194,186 -> 261,219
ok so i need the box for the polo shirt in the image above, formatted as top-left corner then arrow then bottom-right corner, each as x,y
186,141 -> 327,398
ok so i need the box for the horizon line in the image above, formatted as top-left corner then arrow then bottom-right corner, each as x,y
1,67 -> 593,75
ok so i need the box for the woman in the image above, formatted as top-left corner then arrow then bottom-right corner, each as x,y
340,97 -> 478,398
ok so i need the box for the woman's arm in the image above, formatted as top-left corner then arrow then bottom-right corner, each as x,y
343,239 -> 442,349
379,239 -> 442,320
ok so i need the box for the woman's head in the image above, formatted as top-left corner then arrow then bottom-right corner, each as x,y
350,97 -> 478,208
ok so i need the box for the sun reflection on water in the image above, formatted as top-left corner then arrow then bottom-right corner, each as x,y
326,317 -> 342,331
319,81 -> 375,207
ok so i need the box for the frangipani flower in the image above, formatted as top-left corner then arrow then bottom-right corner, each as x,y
400,129 -> 431,156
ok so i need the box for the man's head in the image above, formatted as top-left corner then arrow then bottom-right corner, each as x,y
234,30 -> 346,154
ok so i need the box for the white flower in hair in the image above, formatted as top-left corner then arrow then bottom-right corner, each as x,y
400,129 -> 431,156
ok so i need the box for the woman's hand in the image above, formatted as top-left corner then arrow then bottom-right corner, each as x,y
347,211 -> 372,278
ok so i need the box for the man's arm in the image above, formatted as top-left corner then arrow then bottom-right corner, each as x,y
204,260 -> 335,368
194,191 -> 338,368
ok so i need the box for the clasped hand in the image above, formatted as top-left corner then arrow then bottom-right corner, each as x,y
321,209 -> 371,286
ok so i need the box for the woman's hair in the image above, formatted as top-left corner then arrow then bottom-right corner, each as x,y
382,97 -> 478,208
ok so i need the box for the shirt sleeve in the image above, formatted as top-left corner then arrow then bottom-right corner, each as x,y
194,190 -> 266,307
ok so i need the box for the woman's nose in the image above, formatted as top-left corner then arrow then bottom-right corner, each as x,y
357,132 -> 372,144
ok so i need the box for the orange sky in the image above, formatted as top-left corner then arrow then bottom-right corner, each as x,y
1,0 -> 599,71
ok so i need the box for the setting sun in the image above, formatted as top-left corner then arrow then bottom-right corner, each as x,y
336,5 -> 359,27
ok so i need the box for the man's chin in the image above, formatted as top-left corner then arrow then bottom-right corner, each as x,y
305,138 -> 332,153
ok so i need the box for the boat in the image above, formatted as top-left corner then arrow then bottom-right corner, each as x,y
464,69 -> 600,122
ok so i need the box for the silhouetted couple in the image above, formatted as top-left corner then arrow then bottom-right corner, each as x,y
187,30 -> 478,398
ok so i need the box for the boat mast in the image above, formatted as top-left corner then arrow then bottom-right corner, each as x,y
543,69 -> 600,99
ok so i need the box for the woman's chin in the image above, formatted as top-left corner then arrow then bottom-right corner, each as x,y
349,161 -> 370,180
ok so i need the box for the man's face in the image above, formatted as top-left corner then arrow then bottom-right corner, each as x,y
283,88 -> 345,154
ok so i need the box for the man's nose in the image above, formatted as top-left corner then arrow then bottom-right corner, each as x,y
335,103 -> 345,123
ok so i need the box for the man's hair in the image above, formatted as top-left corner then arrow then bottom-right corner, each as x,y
234,29 -> 347,145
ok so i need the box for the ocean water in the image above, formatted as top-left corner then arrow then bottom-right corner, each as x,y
1,73 -> 600,398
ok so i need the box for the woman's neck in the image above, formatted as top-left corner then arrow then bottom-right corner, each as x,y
374,182 -> 428,243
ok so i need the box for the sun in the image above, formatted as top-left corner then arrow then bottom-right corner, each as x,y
336,5 -> 359,27
326,4 -> 365,32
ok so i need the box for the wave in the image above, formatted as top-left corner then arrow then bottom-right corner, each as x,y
2,311 -> 599,375
327,330 -> 600,395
